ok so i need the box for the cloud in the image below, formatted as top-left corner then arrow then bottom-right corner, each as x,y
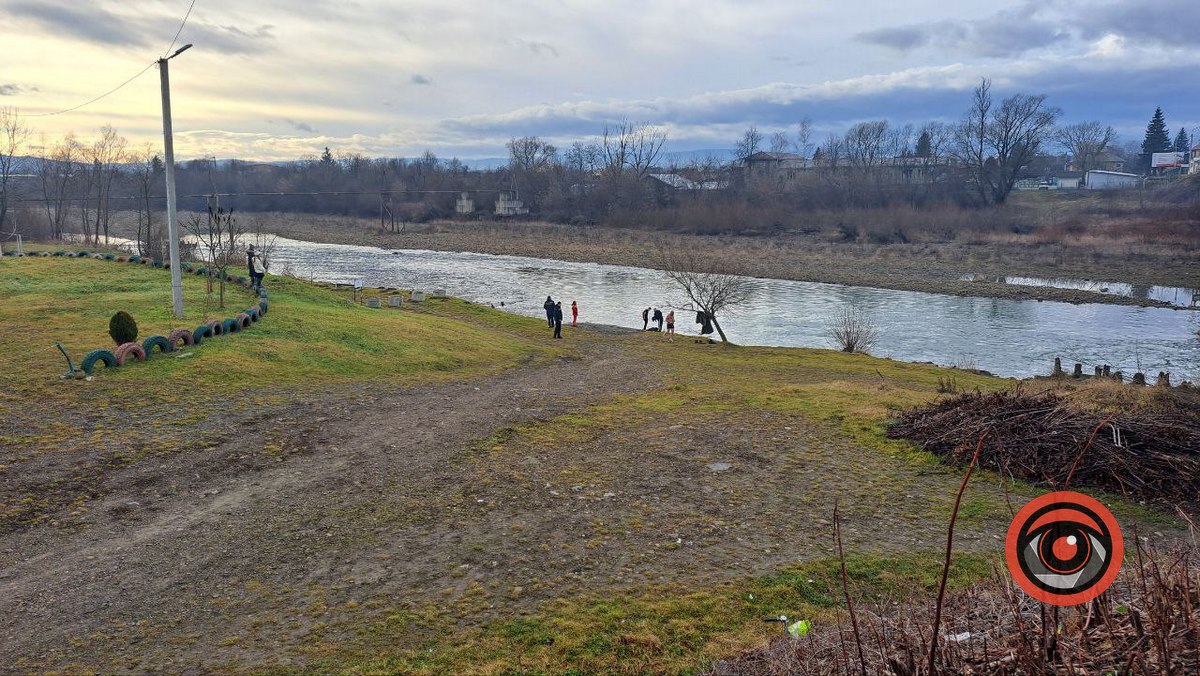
4,0 -> 141,47
506,38 -> 559,58
1074,0 -> 1200,46
0,84 -> 27,96
856,5 -> 1067,58
410,74 -> 433,85
284,118 -> 315,133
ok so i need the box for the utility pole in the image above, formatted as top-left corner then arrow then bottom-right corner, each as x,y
158,44 -> 192,318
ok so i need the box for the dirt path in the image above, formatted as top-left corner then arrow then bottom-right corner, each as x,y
1,336 -> 658,669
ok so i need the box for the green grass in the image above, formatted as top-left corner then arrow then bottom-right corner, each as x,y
0,254 -> 561,398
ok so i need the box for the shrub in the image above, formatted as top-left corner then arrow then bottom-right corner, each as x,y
827,306 -> 879,353
108,311 -> 139,345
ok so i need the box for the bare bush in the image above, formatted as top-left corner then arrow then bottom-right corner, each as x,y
827,306 -> 879,353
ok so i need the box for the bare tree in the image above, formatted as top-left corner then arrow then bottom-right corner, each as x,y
507,136 -> 557,172
1056,121 -> 1116,175
844,120 -> 889,168
36,134 -> 80,240
89,125 -> 127,245
0,107 -> 29,233
564,141 -> 603,174
769,130 -> 791,153
916,121 -> 953,158
185,206 -> 244,309
600,118 -> 667,179
130,144 -> 163,258
658,246 -> 755,344
793,118 -> 815,158
736,126 -> 763,160
953,78 -> 1062,205
827,306 -> 880,353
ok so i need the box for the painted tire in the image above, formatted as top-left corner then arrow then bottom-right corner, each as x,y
167,328 -> 195,348
195,267 -> 207,276
40,252 -> 52,257
222,318 -> 240,334
142,335 -> 173,355
141,258 -> 151,265
114,342 -> 147,366
192,325 -> 211,344
104,254 -> 116,260
52,251 -> 65,257
258,300 -> 268,315
129,256 -> 141,264
152,258 -> 163,268
234,312 -> 251,329
77,251 -> 89,256
245,307 -> 259,322
81,349 -> 118,374
206,319 -> 225,336
116,256 -> 127,262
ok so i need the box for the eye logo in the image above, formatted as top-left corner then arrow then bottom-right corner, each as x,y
1005,491 -> 1123,606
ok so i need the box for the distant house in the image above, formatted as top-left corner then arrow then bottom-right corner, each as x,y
1086,170 -> 1139,189
742,151 -> 811,182
1193,144 -> 1200,175
1056,171 -> 1085,189
646,173 -> 699,191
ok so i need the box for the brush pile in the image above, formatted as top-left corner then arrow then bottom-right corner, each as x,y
886,390 -> 1200,504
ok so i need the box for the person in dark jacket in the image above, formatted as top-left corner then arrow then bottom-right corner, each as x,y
544,296 -> 556,327
553,302 -> 564,339
652,308 -> 664,331
642,307 -> 651,331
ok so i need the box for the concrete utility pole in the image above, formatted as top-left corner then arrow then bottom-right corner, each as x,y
158,43 -> 192,318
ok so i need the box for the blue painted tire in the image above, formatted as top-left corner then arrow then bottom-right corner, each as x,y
142,335 -> 173,355
129,256 -> 141,264
258,300 -> 268,315
193,325 -> 212,344
52,251 -> 65,257
81,349 -> 118,374
104,253 -> 116,260
245,307 -> 259,322
222,318 -> 240,334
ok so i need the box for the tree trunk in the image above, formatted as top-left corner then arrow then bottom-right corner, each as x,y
711,315 -> 731,344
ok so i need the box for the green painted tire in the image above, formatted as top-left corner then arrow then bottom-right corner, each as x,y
258,300 -> 268,315
81,349 -> 118,374
52,251 -> 65,256
222,318 -> 240,334
129,255 -> 141,264
142,335 -> 173,355
193,325 -> 212,344
195,266 -> 207,276
245,307 -> 259,321
104,253 -> 116,260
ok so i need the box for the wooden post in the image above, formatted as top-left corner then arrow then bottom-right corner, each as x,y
1073,363 -> 1083,378
1094,366 -> 1103,378
1157,372 -> 1171,387
1102,365 -> 1111,378
1053,357 -> 1063,377
1132,372 -> 1146,386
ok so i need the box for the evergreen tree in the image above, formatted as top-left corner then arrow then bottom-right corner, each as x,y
1173,127 -> 1191,153
915,130 -> 932,157
1139,107 -> 1170,173
319,146 -> 335,166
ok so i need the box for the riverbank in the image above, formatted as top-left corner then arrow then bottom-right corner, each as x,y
237,212 -> 1197,310
1,254 -> 1192,672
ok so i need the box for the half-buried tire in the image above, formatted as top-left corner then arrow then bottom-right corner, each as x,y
81,349 -> 118,374
222,318 -> 240,334
168,328 -> 195,349
193,325 -> 212,344
258,300 -> 268,315
206,319 -> 225,336
142,335 -> 173,355
234,312 -> 251,330
114,342 -> 146,366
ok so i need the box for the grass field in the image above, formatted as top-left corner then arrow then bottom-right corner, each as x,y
0,252 -> 1189,673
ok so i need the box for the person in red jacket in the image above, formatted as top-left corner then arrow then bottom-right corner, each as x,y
571,300 -> 578,327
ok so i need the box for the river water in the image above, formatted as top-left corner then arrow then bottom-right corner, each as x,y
259,237 -> 1200,382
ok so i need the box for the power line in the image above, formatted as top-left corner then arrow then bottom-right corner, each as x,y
24,62 -> 157,118
164,0 -> 199,57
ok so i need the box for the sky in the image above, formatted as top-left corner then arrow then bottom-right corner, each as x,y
2,0 -> 1198,161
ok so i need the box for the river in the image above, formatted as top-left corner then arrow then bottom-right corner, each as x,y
258,236 -> 1200,382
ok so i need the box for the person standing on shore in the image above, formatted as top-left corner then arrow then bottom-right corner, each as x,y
571,300 -> 578,327
652,307 -> 664,331
665,309 -> 675,339
544,296 -> 556,327
642,307 -> 650,331
553,302 -> 564,339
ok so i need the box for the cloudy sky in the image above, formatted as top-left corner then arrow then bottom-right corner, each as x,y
2,0 -> 1198,161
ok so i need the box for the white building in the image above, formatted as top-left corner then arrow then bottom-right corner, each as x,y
1086,170 -> 1139,190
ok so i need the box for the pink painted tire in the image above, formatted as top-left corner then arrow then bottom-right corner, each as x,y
167,328 -> 195,348
114,342 -> 146,366
234,312 -> 251,329
205,319 -> 225,336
